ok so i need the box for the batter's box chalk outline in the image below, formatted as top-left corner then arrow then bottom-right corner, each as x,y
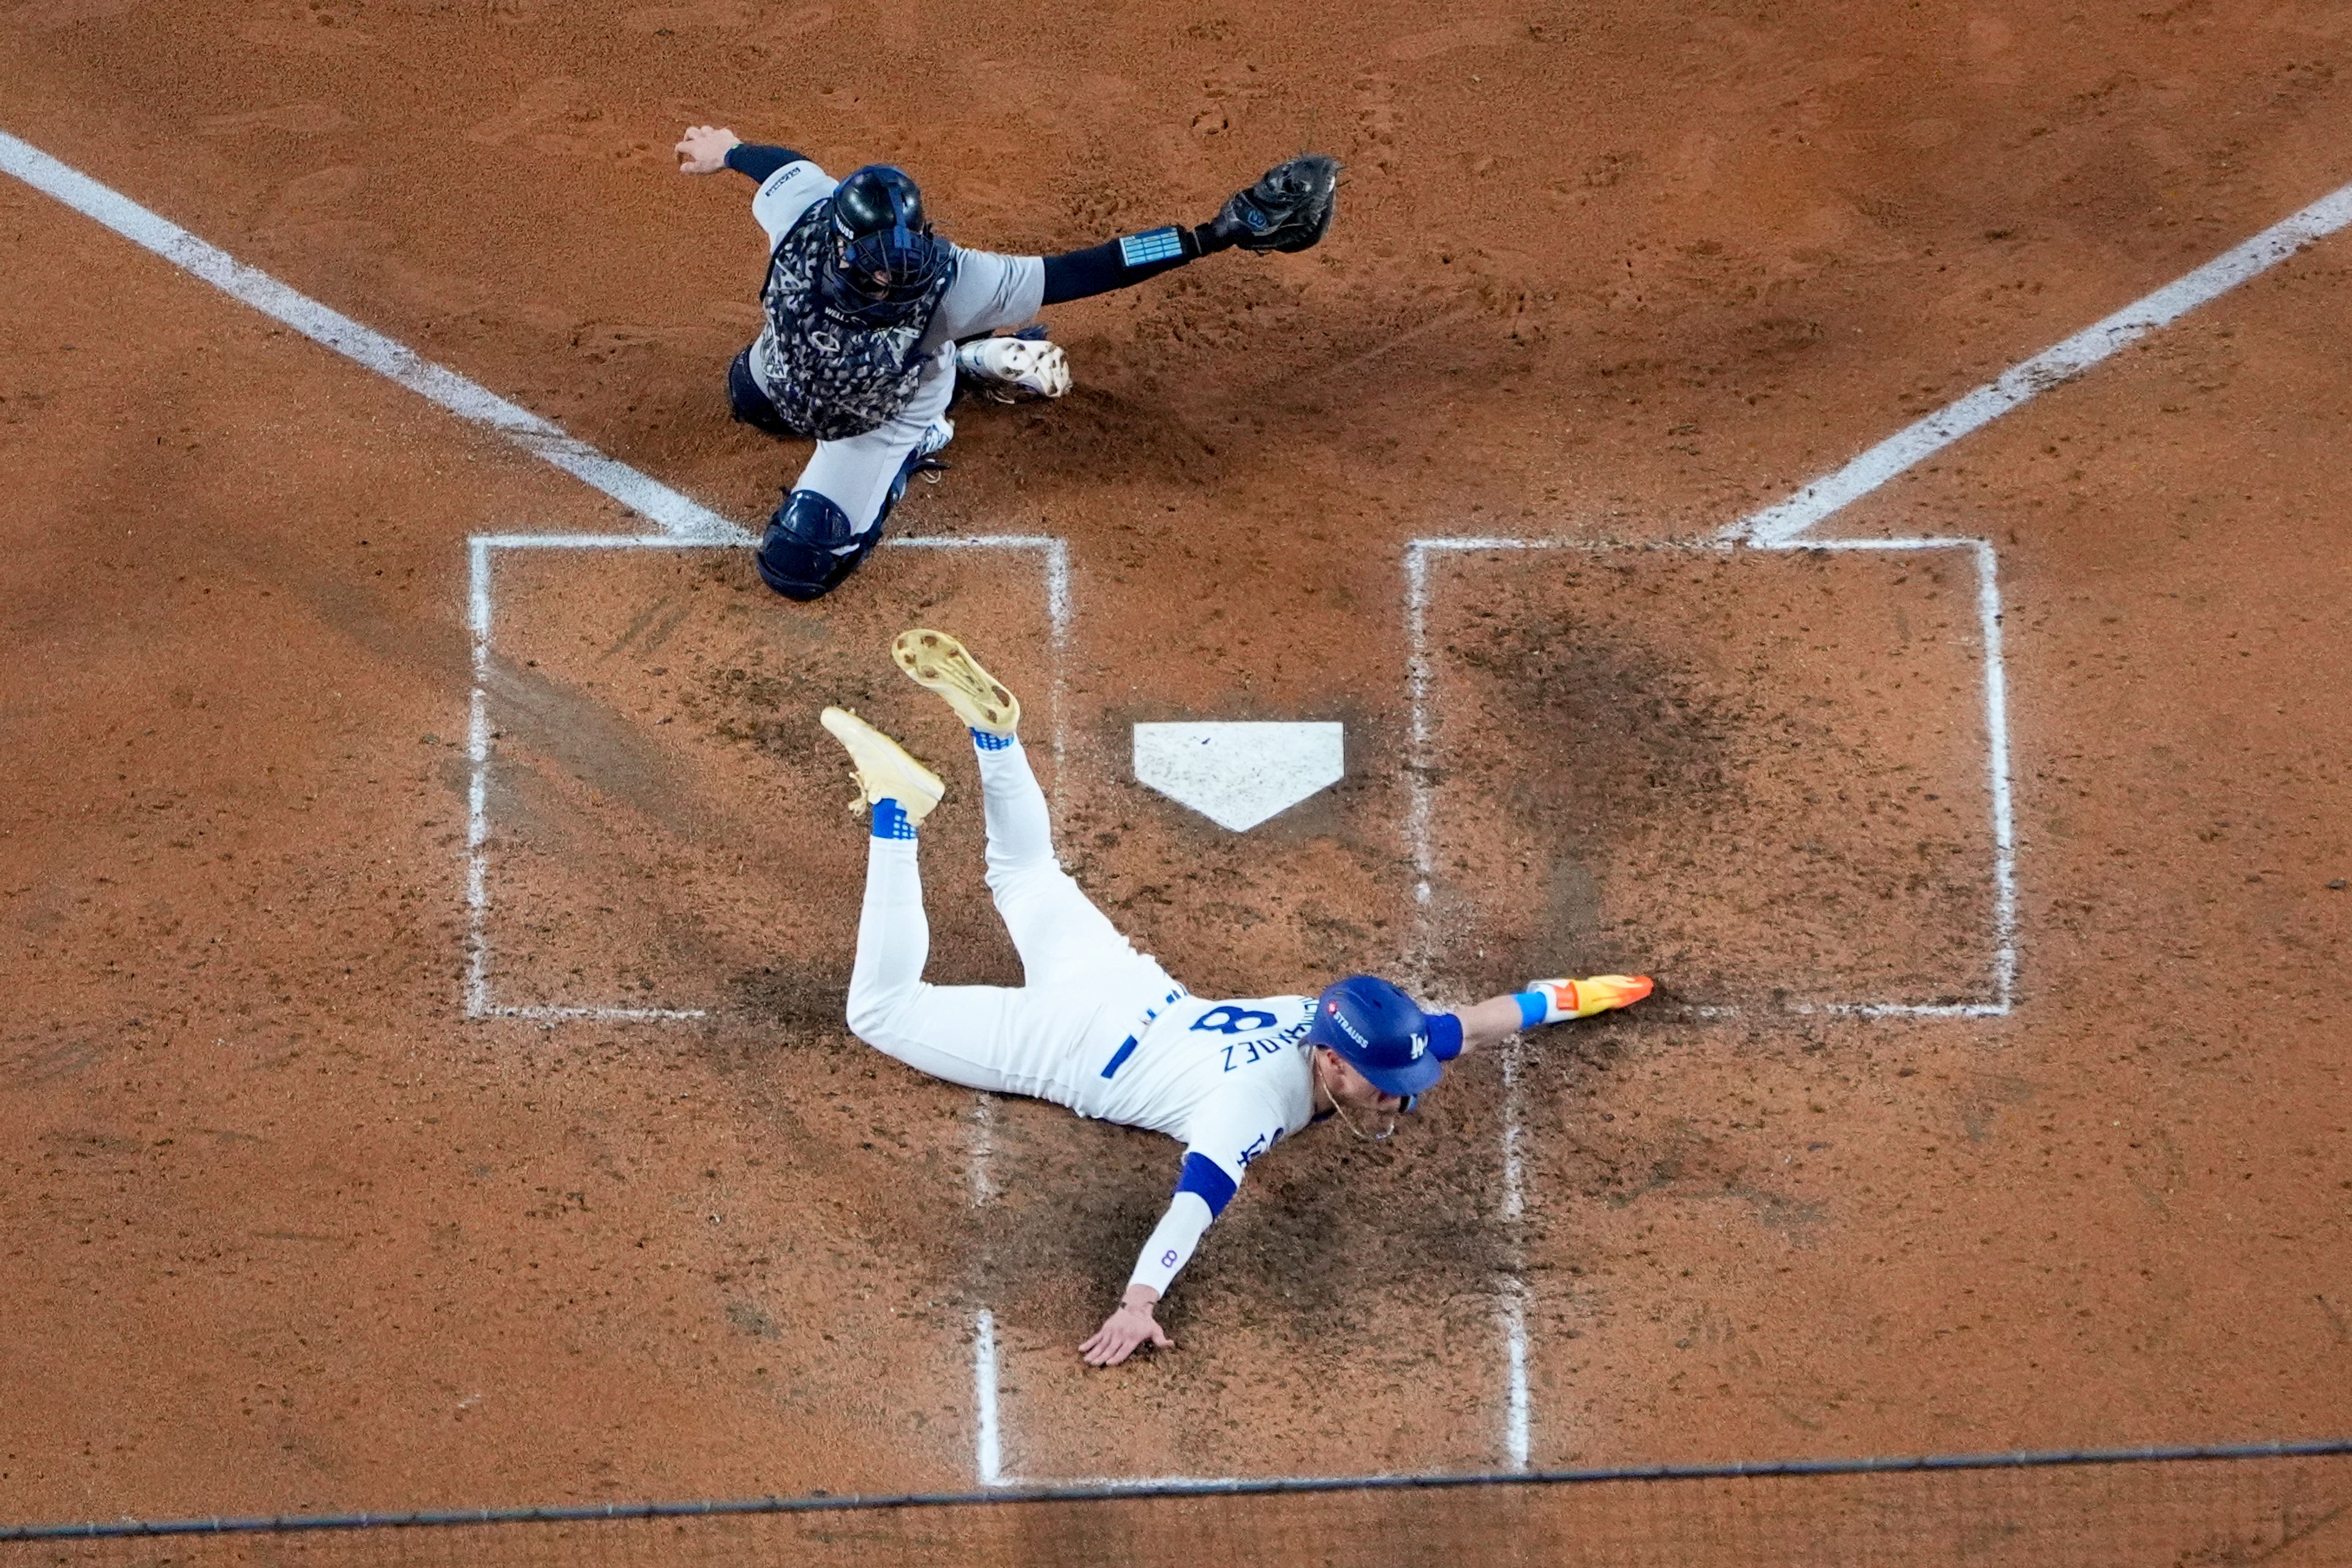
463,530 -> 1071,1024
1406,535 -> 2018,1022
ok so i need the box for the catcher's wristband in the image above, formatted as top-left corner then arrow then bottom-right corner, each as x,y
1038,225 -> 1205,305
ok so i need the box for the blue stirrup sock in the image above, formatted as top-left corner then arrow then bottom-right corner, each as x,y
870,798 -> 919,840
970,728 -> 1017,752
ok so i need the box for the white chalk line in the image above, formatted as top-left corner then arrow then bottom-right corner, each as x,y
464,531 -> 1069,1027
1406,534 -> 2017,1021
1500,1038 -> 1531,1470
0,129 -> 748,544
1422,173 -> 2352,1468
3,123 -> 1067,1483
34,107 -> 2222,1487
1409,532 -> 2018,1468
1726,176 -> 2352,546
469,524 -> 1063,1481
974,1310 -> 1004,1486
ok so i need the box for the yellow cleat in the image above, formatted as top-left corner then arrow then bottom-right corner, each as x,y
892,628 -> 1020,738
819,707 -> 945,824
1528,974 -> 1654,1022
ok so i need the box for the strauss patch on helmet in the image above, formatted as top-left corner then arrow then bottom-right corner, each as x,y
1324,1000 -> 1371,1050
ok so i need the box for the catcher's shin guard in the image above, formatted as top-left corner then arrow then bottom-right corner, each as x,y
756,489 -> 876,601
755,430 -> 947,601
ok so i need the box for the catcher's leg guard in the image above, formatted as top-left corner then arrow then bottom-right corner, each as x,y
755,489 -> 878,601
758,420 -> 951,600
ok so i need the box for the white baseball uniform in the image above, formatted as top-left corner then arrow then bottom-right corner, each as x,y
745,161 -> 1044,533
846,735 -> 1318,1295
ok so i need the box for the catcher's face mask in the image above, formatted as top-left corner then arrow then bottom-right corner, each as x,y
821,164 -> 944,326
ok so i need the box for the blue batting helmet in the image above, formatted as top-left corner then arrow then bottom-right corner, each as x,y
1305,975 -> 1442,1099
818,165 -> 946,326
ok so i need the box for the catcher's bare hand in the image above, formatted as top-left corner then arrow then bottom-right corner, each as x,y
675,125 -> 742,175
1080,1286 -> 1173,1366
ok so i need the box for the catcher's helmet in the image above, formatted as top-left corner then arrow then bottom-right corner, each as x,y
1306,975 -> 1442,1099
818,165 -> 946,326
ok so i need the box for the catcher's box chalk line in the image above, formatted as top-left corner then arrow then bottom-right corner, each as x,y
1413,533 -> 2018,1461
1501,1039 -> 1531,1469
974,1310 -> 1004,1487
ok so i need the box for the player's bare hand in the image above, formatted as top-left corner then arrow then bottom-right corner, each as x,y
1080,1287 -> 1173,1366
674,125 -> 741,175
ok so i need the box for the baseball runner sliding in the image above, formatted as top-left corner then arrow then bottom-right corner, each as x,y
676,126 -> 1339,601
823,631 -> 1654,1365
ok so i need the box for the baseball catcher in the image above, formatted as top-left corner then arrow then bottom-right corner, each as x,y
817,630 -> 1653,1365
676,127 -> 1340,601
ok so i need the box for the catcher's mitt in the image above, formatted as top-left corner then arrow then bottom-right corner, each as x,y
1204,154 -> 1339,254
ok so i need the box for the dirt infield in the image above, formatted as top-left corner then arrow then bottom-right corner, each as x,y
2,0 -> 2348,1532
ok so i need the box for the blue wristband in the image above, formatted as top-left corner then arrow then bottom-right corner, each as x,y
1513,991 -> 1549,1031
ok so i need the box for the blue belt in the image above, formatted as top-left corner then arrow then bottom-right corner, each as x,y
1101,988 -> 1187,1079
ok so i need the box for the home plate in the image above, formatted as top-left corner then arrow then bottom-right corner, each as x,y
1131,722 -> 1346,832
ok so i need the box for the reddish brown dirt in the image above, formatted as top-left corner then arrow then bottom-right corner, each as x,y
2,0 -> 2349,1536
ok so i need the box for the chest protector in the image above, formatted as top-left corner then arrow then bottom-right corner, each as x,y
754,198 -> 954,442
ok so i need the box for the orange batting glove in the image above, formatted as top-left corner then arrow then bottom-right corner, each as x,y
1525,975 -> 1653,1023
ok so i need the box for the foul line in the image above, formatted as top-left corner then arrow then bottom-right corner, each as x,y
1727,175 -> 2352,545
0,128 -> 746,541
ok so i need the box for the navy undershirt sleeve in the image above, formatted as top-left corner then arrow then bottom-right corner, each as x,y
723,143 -> 804,182
1426,1011 -> 1465,1062
1174,1151 -> 1239,1217
1040,225 -> 1212,306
